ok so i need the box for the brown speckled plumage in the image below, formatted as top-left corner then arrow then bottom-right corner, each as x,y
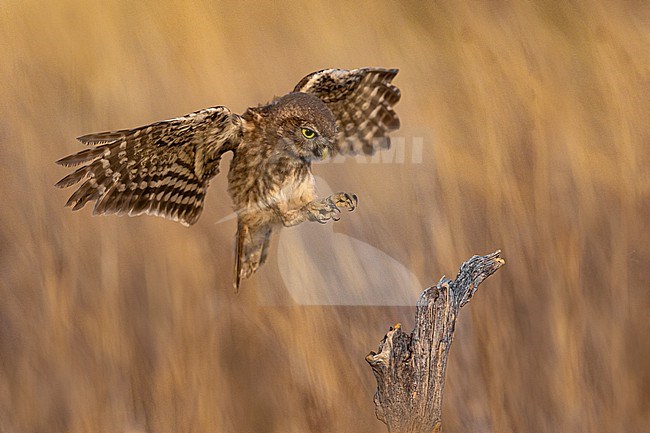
56,68 -> 401,290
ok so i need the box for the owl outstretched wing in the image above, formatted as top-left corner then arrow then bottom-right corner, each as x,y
293,68 -> 401,155
55,106 -> 243,226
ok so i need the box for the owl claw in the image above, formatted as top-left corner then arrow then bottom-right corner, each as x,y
314,204 -> 339,224
306,192 -> 358,224
331,192 -> 358,212
349,193 -> 359,211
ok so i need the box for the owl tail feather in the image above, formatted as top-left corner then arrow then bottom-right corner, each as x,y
234,219 -> 272,292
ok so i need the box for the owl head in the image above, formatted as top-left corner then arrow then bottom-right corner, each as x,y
268,92 -> 337,161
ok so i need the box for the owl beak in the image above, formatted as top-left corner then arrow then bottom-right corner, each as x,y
312,144 -> 329,160
320,147 -> 329,160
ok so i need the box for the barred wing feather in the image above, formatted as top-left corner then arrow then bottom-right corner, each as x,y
55,106 -> 242,226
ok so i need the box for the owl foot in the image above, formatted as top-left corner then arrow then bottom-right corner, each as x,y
308,192 -> 358,224
329,192 -> 358,212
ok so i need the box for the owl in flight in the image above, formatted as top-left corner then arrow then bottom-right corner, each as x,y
56,68 -> 401,290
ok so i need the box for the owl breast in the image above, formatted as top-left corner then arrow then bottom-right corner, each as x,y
227,142 -> 316,227
264,167 -> 315,211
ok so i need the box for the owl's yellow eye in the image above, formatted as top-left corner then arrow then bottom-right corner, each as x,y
301,128 -> 317,139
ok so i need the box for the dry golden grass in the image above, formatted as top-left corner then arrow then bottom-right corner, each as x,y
1,1 -> 648,432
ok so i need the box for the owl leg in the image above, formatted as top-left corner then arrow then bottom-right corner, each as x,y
234,220 -> 273,291
279,192 -> 358,226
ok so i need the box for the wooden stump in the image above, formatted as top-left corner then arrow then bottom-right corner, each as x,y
366,250 -> 505,433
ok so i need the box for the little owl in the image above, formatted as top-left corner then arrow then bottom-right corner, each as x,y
56,68 -> 401,290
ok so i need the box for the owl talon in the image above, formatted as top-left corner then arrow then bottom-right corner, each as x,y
346,193 -> 359,211
330,192 -> 358,212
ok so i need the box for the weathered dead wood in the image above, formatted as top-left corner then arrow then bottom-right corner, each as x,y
366,250 -> 505,433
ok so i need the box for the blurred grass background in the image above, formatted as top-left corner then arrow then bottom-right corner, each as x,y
1,0 -> 648,432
